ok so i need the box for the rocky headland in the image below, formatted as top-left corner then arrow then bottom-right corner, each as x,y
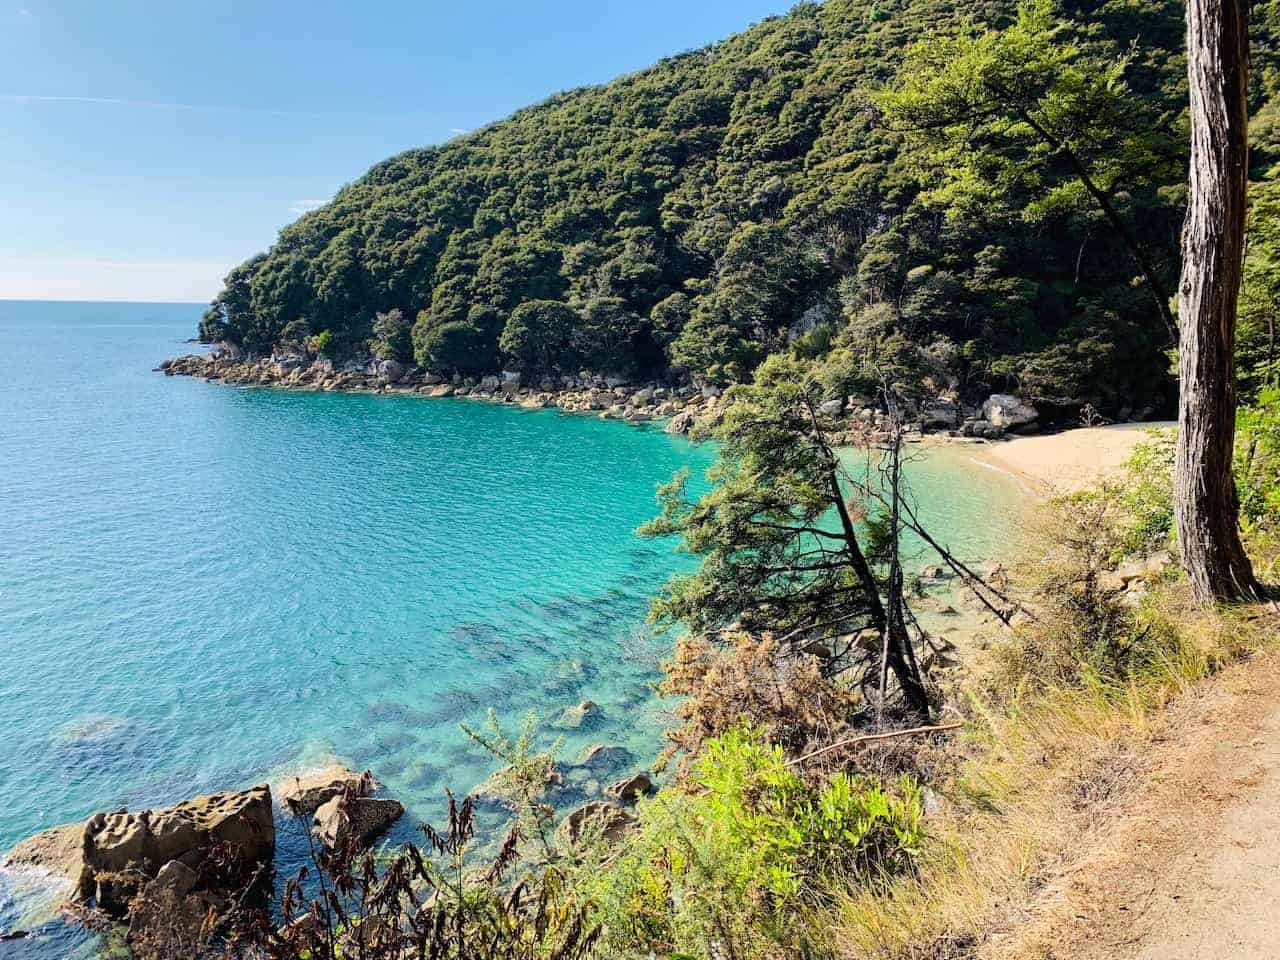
159,345 -> 1047,443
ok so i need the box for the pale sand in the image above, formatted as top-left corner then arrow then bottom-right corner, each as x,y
964,421 -> 1175,495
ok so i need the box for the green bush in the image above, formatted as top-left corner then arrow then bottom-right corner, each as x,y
314,329 -> 336,359
1113,429 -> 1177,558
580,726 -> 924,957
1236,387 -> 1280,528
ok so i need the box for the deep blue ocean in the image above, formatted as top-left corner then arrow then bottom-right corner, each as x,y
0,300 -> 1029,954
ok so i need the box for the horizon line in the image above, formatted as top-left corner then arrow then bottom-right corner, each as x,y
0,296 -> 209,305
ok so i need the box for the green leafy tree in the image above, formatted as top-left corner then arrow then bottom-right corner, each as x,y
640,354 -> 930,717
370,308 -> 413,362
499,300 -> 579,375
876,0 -> 1182,337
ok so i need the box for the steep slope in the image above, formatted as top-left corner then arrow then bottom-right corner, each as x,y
197,0 -> 1270,414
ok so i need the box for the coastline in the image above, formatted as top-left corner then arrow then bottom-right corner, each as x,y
957,421 -> 1176,496
158,351 -> 723,434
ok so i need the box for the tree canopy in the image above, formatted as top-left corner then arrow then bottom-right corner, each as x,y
198,0 -> 1280,413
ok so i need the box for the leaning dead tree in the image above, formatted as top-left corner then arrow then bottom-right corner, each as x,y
1176,0 -> 1264,603
643,359 -> 1021,725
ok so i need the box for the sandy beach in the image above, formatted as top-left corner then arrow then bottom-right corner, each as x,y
965,421 -> 1176,495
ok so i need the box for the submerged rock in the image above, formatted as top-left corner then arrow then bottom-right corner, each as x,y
555,801 -> 636,850
556,699 -> 602,729
575,743 -> 632,775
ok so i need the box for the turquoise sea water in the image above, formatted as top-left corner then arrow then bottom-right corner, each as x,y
0,301 -> 1030,954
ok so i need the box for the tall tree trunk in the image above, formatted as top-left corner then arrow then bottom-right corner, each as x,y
1176,0 -> 1262,603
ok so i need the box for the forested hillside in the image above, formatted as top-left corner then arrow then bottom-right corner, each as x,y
198,0 -> 1280,414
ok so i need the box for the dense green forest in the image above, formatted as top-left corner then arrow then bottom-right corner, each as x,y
198,0 -> 1280,413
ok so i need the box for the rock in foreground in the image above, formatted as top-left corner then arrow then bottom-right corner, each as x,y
312,795 -> 404,851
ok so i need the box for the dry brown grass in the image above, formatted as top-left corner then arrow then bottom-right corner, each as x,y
808,563 -> 1279,960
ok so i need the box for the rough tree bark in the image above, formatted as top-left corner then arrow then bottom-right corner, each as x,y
1176,0 -> 1263,603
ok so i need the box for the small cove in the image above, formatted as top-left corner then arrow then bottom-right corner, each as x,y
0,301 -> 1032,953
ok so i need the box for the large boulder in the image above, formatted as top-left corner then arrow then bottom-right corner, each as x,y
817,398 -> 844,417
376,359 -> 407,384
279,767 -> 373,816
0,786 -> 277,919
312,795 -> 404,851
665,410 -> 695,435
982,394 -> 1038,429
82,786 -> 274,914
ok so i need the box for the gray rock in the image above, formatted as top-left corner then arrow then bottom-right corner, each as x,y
982,394 -> 1038,429
921,399 -> 959,429
377,359 -> 407,384
818,398 -> 844,417
665,410 -> 695,435
312,795 -> 404,850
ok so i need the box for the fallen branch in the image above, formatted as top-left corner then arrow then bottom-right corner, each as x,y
786,719 -> 965,766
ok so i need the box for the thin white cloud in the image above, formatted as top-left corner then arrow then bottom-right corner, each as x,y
289,199 -> 325,215
16,7 -> 32,20
0,93 -> 303,117
449,127 -> 470,135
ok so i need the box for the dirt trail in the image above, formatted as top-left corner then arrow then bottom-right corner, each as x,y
982,645 -> 1280,960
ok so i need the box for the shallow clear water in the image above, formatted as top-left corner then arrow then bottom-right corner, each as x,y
0,300 -> 1031,953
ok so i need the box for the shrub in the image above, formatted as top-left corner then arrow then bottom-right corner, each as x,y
659,632 -> 858,766
1236,387 -> 1280,528
314,329 -> 336,359
995,491 -> 1178,691
579,726 -> 924,958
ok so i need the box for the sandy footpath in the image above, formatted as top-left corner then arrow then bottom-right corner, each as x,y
963,421 -> 1176,495
979,644 -> 1280,960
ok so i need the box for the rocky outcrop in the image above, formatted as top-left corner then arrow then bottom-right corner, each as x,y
279,766 -> 373,816
1,820 -> 92,891
82,786 -> 274,915
158,354 -> 719,433
2,784 -> 276,936
981,394 -> 1038,430
312,795 -> 404,851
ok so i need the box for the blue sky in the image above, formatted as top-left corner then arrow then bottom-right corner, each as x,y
1,1 -> 792,303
